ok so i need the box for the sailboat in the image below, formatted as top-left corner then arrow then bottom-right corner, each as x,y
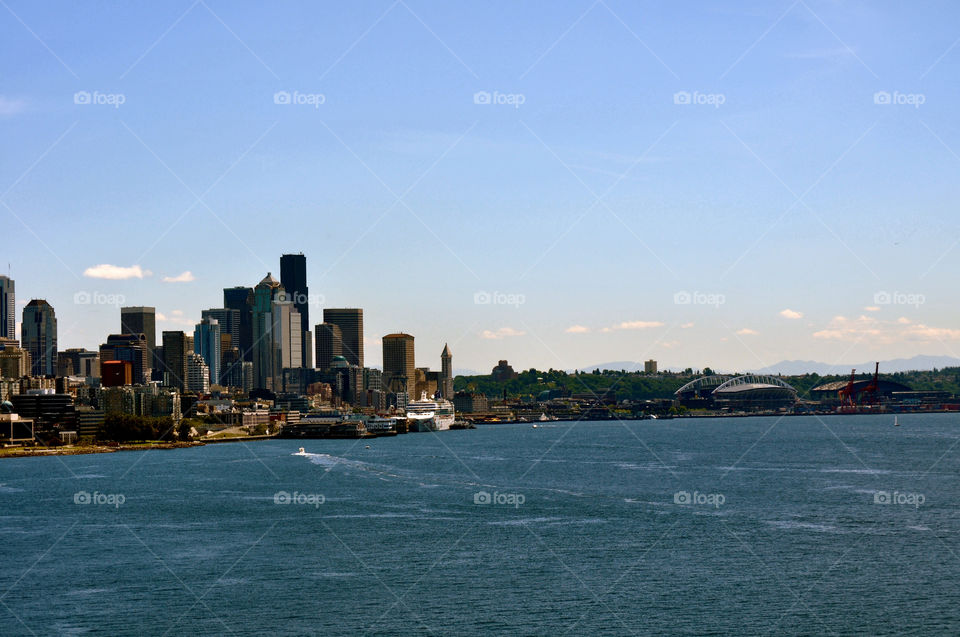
894,416 -> 900,427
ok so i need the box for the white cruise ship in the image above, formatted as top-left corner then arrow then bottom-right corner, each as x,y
406,392 -> 456,432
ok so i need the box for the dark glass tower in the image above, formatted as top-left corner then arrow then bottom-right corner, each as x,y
280,253 -> 310,368
0,276 -> 14,341
223,287 -> 254,362
323,309 -> 363,368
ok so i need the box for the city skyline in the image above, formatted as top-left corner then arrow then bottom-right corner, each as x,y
5,2 -> 960,372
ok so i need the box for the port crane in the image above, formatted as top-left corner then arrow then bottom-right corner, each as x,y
838,369 -> 857,406
860,362 -> 880,404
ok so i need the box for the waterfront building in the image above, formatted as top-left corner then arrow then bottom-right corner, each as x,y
162,331 -> 189,391
120,307 -> 156,369
280,253 -> 312,369
22,300 -> 57,377
194,317 -> 222,385
382,333 -> 415,396
453,391 -> 489,413
223,286 -> 254,361
323,309 -> 363,368
0,276 -> 14,341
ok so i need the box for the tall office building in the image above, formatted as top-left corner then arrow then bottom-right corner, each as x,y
280,253 -> 311,368
120,307 -> 156,369
22,300 -> 57,376
223,286 -> 254,361
0,276 -> 14,340
100,334 -> 148,384
161,331 -> 188,391
314,322 -> 342,370
440,343 -> 453,399
323,309 -> 363,368
186,352 -> 210,394
382,333 -> 415,396
194,317 -> 221,386
201,308 -> 240,353
271,292 -> 302,377
251,273 -> 282,390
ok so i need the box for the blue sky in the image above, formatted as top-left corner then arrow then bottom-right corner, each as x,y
3,0 -> 960,373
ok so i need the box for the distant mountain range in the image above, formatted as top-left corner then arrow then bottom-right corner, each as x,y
748,355 -> 960,376
572,355 -> 960,376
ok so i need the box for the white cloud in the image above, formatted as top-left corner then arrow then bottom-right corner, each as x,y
680,322 -> 695,329
863,306 -> 881,312
736,328 -> 758,335
156,310 -> 194,327
779,309 -> 803,319
83,264 -> 151,280
809,314 -> 960,343
565,325 -> 590,334
0,96 -> 27,117
610,320 -> 665,331
162,271 -> 195,283
480,327 -> 525,340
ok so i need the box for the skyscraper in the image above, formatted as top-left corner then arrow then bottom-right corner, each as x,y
323,308 -> 363,368
194,317 -> 221,386
201,308 -> 240,352
223,286 -> 254,361
22,300 -> 57,376
0,276 -> 14,341
280,253 -> 311,368
120,307 -> 156,369
440,343 -> 453,399
251,273 -> 281,390
382,333 -> 415,396
314,322 -> 342,370
161,331 -> 188,391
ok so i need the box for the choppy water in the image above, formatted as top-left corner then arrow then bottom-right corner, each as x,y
1,414 -> 959,635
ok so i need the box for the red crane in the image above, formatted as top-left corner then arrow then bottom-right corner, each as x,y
838,369 -> 857,406
860,362 -> 880,404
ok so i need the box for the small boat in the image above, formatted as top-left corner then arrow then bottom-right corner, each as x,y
294,447 -> 308,456
365,445 -> 371,449
894,416 -> 900,427
532,424 -> 538,429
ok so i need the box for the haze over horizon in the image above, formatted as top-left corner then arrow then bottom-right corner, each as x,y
5,1 -> 960,372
